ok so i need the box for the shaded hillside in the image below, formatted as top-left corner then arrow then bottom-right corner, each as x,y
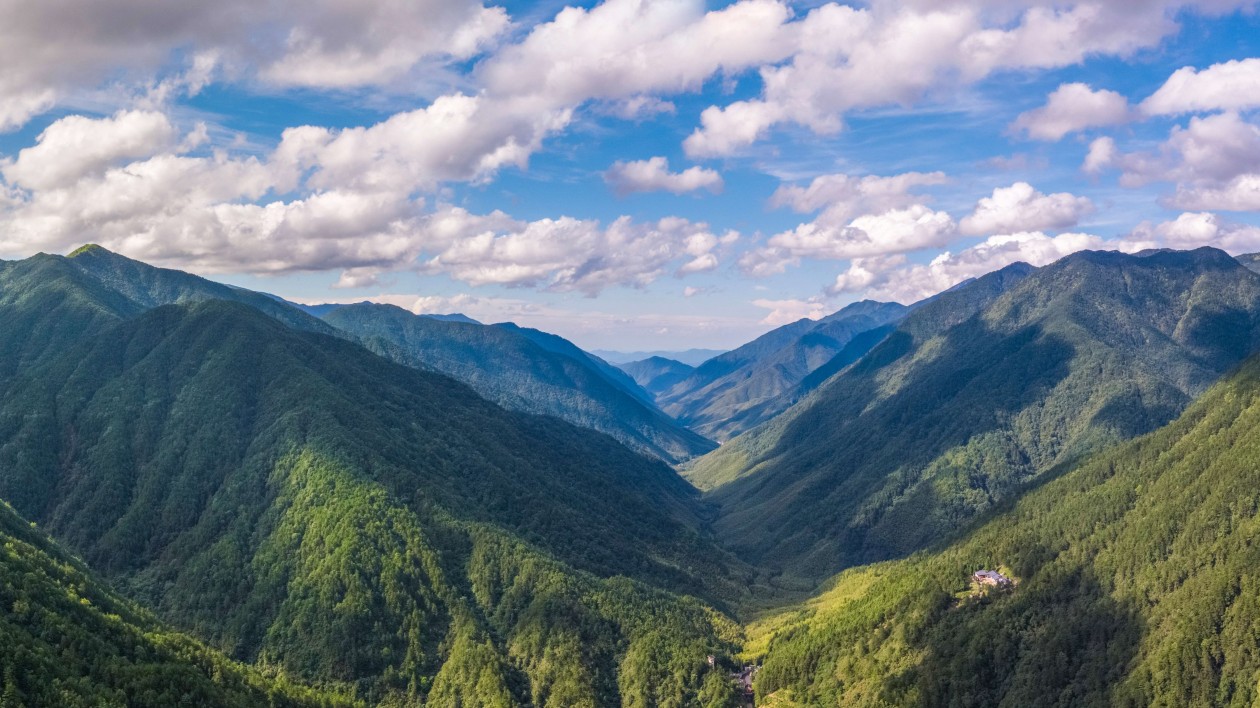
750,350 -> 1260,706
0,258 -> 752,705
0,497 -> 351,707
660,301 -> 908,441
321,302 -> 716,463
618,356 -> 696,397
696,249 -> 1260,583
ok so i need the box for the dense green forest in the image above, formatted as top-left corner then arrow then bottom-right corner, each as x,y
12,244 -> 1260,705
749,346 -> 1260,706
658,301 -> 907,441
0,251 -> 754,705
692,249 -> 1260,584
321,302 -> 714,464
0,496 -> 353,707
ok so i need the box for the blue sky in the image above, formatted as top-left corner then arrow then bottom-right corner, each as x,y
1,0 -> 1259,350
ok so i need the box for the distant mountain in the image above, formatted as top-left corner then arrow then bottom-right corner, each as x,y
0,497 -> 348,707
693,249 -> 1260,583
658,300 -> 909,441
0,255 -> 750,703
618,356 -> 696,397
593,348 -> 727,366
320,303 -> 715,463
293,301 -> 481,325
1235,251 -> 1260,274
751,349 -> 1260,706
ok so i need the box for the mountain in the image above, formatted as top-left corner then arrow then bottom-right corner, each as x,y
0,251 -> 751,705
1235,251 -> 1260,274
593,348 -> 727,366
0,497 -> 349,707
65,244 -> 334,334
319,303 -> 716,463
658,300 -> 909,441
618,356 -> 696,397
694,249 -> 1260,584
27,246 -> 713,464
749,349 -> 1260,706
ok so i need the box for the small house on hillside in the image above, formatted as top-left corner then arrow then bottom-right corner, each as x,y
973,569 -> 1012,588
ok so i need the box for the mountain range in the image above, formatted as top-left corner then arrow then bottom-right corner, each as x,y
655,300 -> 908,441
0,247 -> 748,705
9,244 -> 1260,706
692,248 -> 1260,583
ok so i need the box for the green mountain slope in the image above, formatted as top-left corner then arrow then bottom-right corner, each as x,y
618,356 -> 696,398
0,497 -> 351,708
320,302 -> 716,463
0,271 -> 750,704
65,244 -> 334,334
749,349 -> 1260,707
696,249 -> 1260,583
659,301 -> 908,441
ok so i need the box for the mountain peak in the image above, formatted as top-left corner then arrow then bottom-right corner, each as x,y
67,243 -> 113,258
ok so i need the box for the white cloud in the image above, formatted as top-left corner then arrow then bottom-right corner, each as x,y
1097,112 -> 1260,210
2,110 -> 177,190
604,157 -> 724,196
1083,136 -> 1118,174
751,297 -> 830,325
743,204 -> 957,275
960,182 -> 1094,235
0,0 -> 509,128
684,0 -> 1219,156
1011,82 -> 1132,141
830,230 -> 1116,302
1171,175 -> 1260,211
1142,58 -> 1260,116
769,171 -> 947,223
1125,212 -> 1260,252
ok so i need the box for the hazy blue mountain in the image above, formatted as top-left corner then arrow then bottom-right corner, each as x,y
694,249 -> 1260,584
617,356 -> 696,397
658,300 -> 909,441
1235,251 -> 1260,274
592,348 -> 727,366
320,303 -> 715,463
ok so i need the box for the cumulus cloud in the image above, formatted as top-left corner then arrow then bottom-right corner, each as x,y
742,204 -> 957,276
769,171 -> 947,223
751,297 -> 831,325
1125,212 -> 1260,252
1142,58 -> 1260,115
960,182 -> 1094,235
0,0 -> 508,128
684,0 -> 1223,156
1011,83 -> 1132,141
1092,112 -> 1260,210
830,231 -> 1117,303
604,157 -> 724,196
0,110 -> 735,294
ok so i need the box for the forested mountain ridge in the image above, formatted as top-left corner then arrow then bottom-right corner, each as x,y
618,356 -> 696,397
0,496 -> 353,707
658,300 -> 908,441
749,348 -> 1260,706
11,245 -> 714,465
0,256 -> 752,705
693,248 -> 1260,584
320,302 -> 716,463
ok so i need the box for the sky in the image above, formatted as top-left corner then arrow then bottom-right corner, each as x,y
1,0 -> 1259,350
